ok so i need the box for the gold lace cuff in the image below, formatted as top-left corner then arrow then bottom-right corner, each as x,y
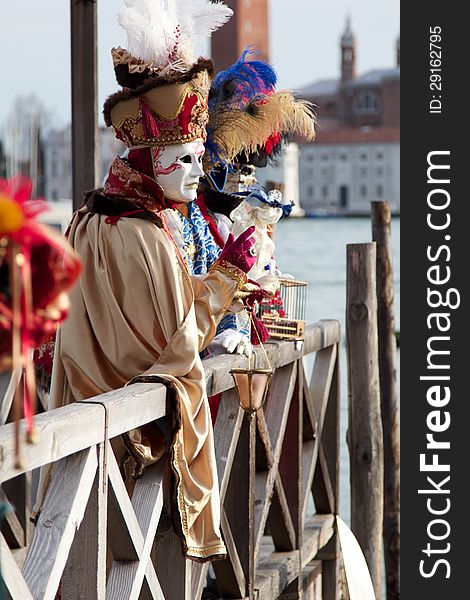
210,259 -> 248,288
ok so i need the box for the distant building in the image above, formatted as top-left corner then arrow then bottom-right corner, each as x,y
211,0 -> 269,71
301,19 -> 400,130
256,143 -> 304,216
99,127 -> 127,186
44,126 -> 126,201
299,128 -> 400,215
44,127 -> 72,201
298,19 -> 400,215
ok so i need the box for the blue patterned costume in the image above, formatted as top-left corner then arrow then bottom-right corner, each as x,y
163,202 -> 239,339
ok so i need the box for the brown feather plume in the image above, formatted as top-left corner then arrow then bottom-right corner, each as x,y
209,92 -> 316,165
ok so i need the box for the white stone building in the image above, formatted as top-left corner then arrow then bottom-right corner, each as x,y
44,127 -> 72,201
299,127 -> 400,216
44,125 -> 126,201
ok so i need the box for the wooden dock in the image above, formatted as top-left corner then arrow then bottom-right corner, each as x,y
0,320 -> 341,599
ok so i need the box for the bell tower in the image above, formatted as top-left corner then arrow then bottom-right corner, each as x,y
211,0 -> 270,72
341,16 -> 356,83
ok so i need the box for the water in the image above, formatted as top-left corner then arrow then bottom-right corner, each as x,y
274,216 -> 400,526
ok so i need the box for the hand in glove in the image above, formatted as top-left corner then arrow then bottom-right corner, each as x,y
217,226 -> 256,274
210,329 -> 252,357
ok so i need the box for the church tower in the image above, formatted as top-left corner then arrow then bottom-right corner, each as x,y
211,0 -> 270,72
341,17 -> 356,83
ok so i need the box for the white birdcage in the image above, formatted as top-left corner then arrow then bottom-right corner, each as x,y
259,278 -> 308,341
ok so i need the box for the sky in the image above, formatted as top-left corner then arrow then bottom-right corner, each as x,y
0,0 -> 399,132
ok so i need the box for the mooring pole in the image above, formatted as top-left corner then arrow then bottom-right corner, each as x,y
371,201 -> 400,600
346,242 -> 384,599
70,0 -> 99,211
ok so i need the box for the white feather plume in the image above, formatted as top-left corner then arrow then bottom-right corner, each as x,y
117,0 -> 233,73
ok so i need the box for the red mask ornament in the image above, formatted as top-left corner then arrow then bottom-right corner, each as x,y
0,176 -> 81,466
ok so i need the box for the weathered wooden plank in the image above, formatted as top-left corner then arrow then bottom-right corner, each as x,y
319,351 -> 341,600
301,561 -> 323,600
214,414 -> 255,598
203,323 -> 338,396
213,388 -> 244,502
107,446 -> 141,561
321,354 -> 340,515
312,446 -> 335,515
22,447 -> 98,600
301,514 -> 335,568
1,533 -> 33,600
253,363 -> 298,562
0,383 -> 167,483
62,443 -> 108,598
190,562 -> 208,600
215,508 -> 246,598
155,529 -> 191,600
372,201 -> 400,600
310,345 -> 337,425
0,367 -> 21,425
255,515 -> 334,600
274,366 -> 302,598
302,371 -> 317,442
347,243 -> 383,599
0,328 -> 336,484
266,475 -> 296,552
0,487 -> 25,548
107,460 -> 164,600
106,447 -> 164,598
3,471 -> 34,546
263,362 -> 297,455
302,345 -> 337,519
256,550 -> 300,600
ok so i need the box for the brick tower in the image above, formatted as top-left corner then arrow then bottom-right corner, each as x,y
340,16 -> 356,83
211,0 -> 270,72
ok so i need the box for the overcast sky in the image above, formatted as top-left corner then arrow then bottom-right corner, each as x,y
0,0 -> 399,131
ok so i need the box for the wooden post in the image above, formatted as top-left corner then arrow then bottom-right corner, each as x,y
215,412 -> 255,599
371,201 -> 400,600
319,351 -> 340,600
346,243 -> 383,599
70,0 -> 99,211
62,443 -> 108,598
278,362 -> 303,599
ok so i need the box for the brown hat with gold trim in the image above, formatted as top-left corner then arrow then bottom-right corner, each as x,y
103,0 -> 233,149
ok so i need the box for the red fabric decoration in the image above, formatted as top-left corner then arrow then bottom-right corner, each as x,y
196,193 -> 225,249
208,393 -> 222,426
140,97 -> 161,139
243,288 -> 270,346
105,210 -> 145,225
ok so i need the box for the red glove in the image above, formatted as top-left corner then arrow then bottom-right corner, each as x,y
218,226 -> 256,274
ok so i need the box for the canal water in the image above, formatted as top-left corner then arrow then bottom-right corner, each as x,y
274,216 -> 400,526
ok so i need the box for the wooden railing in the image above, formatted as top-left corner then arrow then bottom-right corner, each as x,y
0,320 -> 341,600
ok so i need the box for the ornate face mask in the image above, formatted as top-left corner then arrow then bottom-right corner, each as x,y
151,141 -> 205,203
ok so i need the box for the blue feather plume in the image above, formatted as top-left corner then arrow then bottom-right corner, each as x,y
206,47 -> 278,166
209,47 -> 277,112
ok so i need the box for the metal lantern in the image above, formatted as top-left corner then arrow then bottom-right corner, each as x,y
231,315 -> 273,415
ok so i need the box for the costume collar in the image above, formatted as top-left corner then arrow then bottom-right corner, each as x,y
103,156 -> 166,213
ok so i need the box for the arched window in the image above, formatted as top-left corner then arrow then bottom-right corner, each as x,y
354,90 -> 381,115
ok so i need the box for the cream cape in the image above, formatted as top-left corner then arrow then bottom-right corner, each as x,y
41,208 -> 239,561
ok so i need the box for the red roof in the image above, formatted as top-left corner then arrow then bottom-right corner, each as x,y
307,126 -> 400,145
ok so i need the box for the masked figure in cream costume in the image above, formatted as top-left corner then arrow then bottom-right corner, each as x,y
34,0 -> 259,562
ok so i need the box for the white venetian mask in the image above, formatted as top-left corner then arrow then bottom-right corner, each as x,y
152,141 -> 205,203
